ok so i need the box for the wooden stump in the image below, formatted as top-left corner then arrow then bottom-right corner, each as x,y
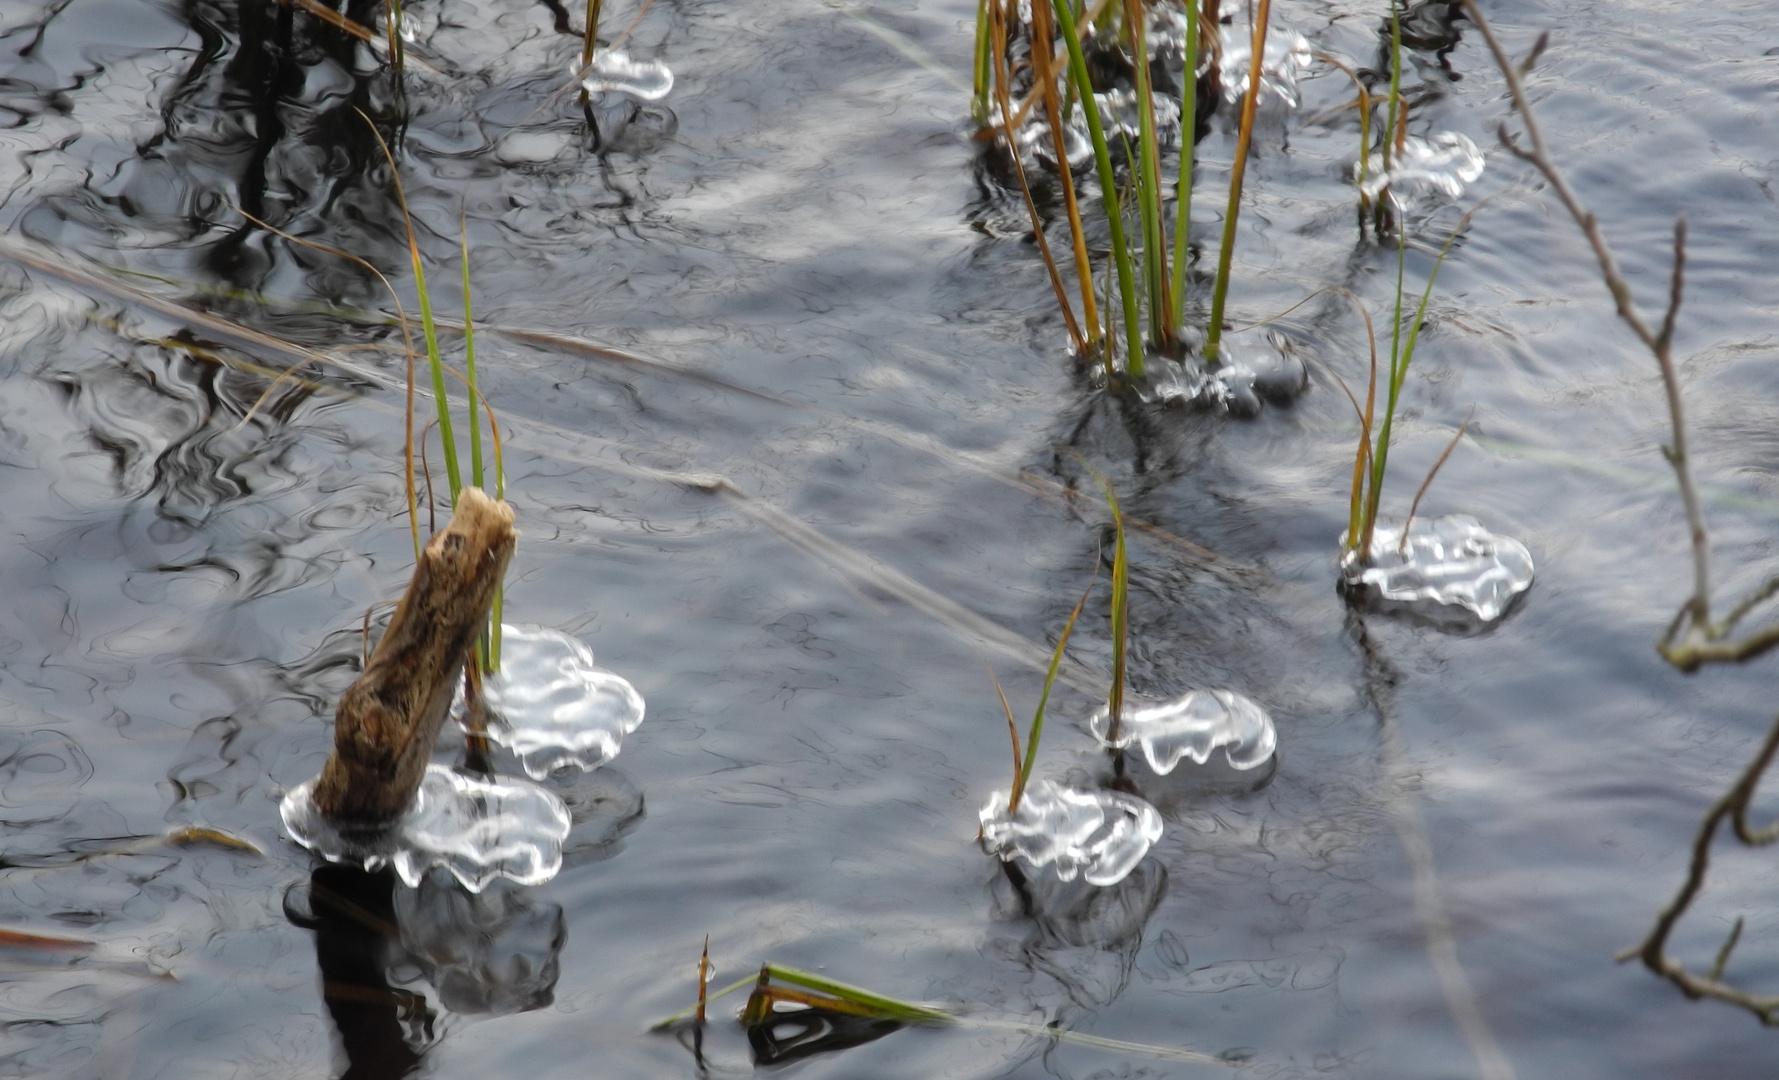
313,487 -> 517,825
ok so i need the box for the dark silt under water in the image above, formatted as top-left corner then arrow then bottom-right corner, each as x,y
4,0 -> 1779,1076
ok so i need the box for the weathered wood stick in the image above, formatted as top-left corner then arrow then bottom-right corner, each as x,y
313,487 -> 517,825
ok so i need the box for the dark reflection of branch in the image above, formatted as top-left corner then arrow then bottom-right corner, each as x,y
289,865 -> 431,1080
34,0 -> 409,300
287,861 -> 568,1077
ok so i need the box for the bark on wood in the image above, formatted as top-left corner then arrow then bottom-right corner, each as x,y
313,487 -> 516,825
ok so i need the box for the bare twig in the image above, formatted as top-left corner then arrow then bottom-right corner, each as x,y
1616,710 -> 1779,1024
1459,1 -> 1710,647
1461,0 -> 1779,1021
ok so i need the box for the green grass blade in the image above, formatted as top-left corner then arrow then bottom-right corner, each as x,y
460,218 -> 483,492
1123,0 -> 1170,342
360,111 -> 461,508
1051,0 -> 1145,378
1017,571 -> 1098,802
409,246 -> 461,504
762,965 -> 953,1023
1079,460 -> 1129,742
1205,0 -> 1271,365
1363,216 -> 1464,556
987,665 -> 1023,811
1168,0 -> 1198,326
972,0 -> 992,125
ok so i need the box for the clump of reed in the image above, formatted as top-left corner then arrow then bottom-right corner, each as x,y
975,0 -> 1285,384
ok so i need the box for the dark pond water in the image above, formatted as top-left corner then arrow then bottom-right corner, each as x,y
5,0 -> 1779,1076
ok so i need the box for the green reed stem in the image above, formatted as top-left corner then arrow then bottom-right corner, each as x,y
760,965 -> 952,1024
460,224 -> 482,491
1357,222 -> 1468,559
1357,6 -> 1409,557
1124,0 -> 1171,343
408,255 -> 460,503
1383,2 -> 1401,173
1169,0 -> 1199,327
972,0 -> 992,126
1204,0 -> 1271,365
1052,0 -> 1144,379
1016,572 -> 1097,807
1079,461 -> 1129,743
384,0 -> 405,69
366,114 -> 462,506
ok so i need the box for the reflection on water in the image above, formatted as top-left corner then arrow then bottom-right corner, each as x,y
21,0 -> 408,299
995,857 -> 1170,952
745,1007 -> 901,1067
288,862 -> 565,1076
8,0 -> 1779,1074
288,866 -> 433,1080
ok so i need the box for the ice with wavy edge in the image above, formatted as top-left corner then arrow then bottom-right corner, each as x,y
1360,132 -> 1485,204
978,779 -> 1162,887
1089,689 -> 1277,772
1218,25 -> 1312,107
473,624 -> 645,780
575,48 -> 674,101
281,765 -> 571,893
1341,514 -> 1534,622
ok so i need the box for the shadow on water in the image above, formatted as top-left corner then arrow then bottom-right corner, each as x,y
286,863 -> 566,1077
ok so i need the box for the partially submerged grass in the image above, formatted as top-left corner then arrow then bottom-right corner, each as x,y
989,569 -> 1096,813
363,111 -> 507,669
1347,215 -> 1472,562
652,953 -> 1225,1065
1047,0 -> 1144,377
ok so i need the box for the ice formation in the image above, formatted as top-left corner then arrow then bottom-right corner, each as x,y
474,624 -> 646,780
1360,132 -> 1485,204
282,765 -> 572,893
1341,514 -> 1534,622
576,49 -> 675,101
1218,25 -> 1313,107
1144,342 -> 1305,417
1089,689 -> 1277,772
978,779 -> 1163,887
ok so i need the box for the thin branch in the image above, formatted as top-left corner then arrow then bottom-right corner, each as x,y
1459,1 -> 1712,640
1618,710 -> 1779,1025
